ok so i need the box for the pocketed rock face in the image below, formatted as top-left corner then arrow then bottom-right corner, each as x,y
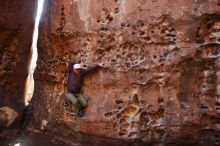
32,0 -> 220,145
0,0 -> 36,134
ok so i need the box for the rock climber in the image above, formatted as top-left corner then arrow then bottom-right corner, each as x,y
66,59 -> 98,117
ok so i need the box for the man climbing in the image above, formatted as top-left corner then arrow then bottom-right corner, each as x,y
66,59 -> 98,117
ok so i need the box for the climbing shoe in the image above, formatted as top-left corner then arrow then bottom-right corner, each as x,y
77,110 -> 85,117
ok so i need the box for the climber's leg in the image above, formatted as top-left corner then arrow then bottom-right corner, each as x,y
75,94 -> 88,117
66,92 -> 78,112
77,94 -> 88,108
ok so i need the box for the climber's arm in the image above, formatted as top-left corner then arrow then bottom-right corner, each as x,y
82,65 -> 99,75
68,59 -> 75,72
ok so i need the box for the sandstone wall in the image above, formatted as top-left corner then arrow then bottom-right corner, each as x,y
33,0 -> 220,145
0,0 -> 37,134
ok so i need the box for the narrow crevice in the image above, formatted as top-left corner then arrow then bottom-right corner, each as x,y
24,0 -> 45,106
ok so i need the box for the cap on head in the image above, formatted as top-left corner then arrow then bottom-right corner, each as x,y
73,64 -> 82,69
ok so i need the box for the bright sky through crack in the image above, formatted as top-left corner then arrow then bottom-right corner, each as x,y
24,0 -> 45,106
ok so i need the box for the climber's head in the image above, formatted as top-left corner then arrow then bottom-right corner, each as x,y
73,64 -> 82,75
